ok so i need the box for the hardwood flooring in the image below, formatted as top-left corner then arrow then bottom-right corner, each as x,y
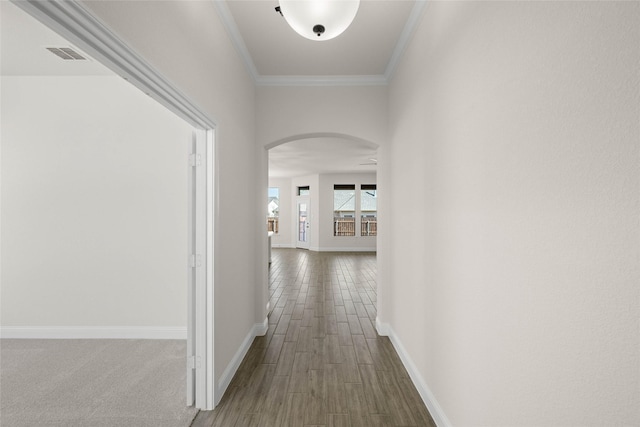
191,249 -> 436,427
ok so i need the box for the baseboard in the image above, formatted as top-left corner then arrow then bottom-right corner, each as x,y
309,247 -> 377,253
0,326 -> 186,340
271,245 -> 376,253
375,319 -> 452,427
375,317 -> 390,336
255,317 -> 269,336
215,317 -> 268,405
271,243 -> 295,248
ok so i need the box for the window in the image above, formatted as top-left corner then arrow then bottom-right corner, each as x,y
334,184 -> 356,236
361,185 -> 377,236
297,186 -> 310,196
267,187 -> 279,233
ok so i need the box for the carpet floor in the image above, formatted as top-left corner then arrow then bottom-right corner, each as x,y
0,339 -> 198,427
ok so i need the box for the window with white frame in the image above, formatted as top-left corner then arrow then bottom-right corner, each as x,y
334,184 -> 356,236
361,185 -> 377,236
267,187 -> 279,233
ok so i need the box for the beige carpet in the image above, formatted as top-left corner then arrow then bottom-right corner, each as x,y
0,339 -> 199,427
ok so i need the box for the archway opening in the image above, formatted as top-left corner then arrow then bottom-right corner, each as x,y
266,134 -> 378,253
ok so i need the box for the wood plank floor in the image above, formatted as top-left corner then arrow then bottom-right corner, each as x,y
191,249 -> 436,427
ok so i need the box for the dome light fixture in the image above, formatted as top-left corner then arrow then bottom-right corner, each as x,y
275,0 -> 360,41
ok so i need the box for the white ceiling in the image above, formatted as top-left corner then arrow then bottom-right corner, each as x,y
269,137 -> 377,178
221,0 -> 417,178
2,0 -> 421,179
225,0 -> 416,78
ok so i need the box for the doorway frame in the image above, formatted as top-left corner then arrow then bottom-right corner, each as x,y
14,0 -> 217,410
296,197 -> 311,249
187,129 -> 216,409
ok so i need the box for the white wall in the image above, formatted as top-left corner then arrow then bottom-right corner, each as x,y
256,86 -> 387,148
381,2 -> 639,426
78,0 -> 260,389
1,75 -> 192,333
270,174 -> 377,252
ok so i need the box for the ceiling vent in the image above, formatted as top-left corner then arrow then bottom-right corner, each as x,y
359,158 -> 377,166
46,47 -> 87,60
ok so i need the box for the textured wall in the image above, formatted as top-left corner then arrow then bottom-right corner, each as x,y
383,1 -> 639,425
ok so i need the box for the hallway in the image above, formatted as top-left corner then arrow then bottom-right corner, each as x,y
191,249 -> 436,427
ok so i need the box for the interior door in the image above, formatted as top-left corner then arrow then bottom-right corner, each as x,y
296,199 -> 310,249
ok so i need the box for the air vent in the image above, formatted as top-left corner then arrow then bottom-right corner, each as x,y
46,47 -> 87,60
359,158 -> 378,166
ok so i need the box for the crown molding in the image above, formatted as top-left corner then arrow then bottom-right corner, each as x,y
384,0 -> 428,82
212,0 -> 260,82
213,0 -> 427,87
256,74 -> 388,87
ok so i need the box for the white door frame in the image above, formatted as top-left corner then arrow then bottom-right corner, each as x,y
187,129 -> 215,409
14,0 -> 217,410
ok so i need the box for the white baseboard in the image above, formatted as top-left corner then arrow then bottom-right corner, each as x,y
0,326 -> 186,340
375,317 -> 390,336
255,317 -> 269,336
271,245 -> 375,253
271,243 -> 295,248
215,317 -> 268,405
375,318 -> 452,427
309,247 -> 377,252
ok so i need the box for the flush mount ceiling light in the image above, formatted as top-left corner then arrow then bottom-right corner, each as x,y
275,0 -> 360,41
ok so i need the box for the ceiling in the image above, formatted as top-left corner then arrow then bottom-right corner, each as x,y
269,137 -> 377,178
224,0 -> 417,80
0,1 -> 112,76
221,0 -> 422,177
2,0 -> 423,179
